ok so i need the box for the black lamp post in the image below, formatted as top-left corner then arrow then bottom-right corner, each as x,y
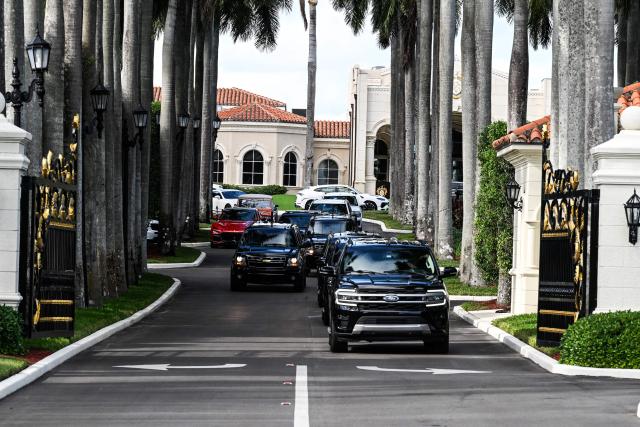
505,178 -> 523,211
624,189 -> 640,245
4,29 -> 51,127
207,115 -> 222,222
89,83 -> 110,138
212,115 -> 222,140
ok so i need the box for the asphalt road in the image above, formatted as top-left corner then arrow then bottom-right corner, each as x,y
0,247 -> 638,426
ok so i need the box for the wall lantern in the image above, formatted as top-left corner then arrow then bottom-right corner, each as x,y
505,178 -> 523,211
213,115 -> 222,131
177,113 -> 190,129
133,104 -> 149,130
155,112 -> 160,126
624,189 -> 640,245
26,29 -> 51,73
89,83 -> 110,138
192,115 -> 201,130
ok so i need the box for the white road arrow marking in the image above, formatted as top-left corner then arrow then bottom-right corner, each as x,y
114,363 -> 246,371
356,366 -> 491,375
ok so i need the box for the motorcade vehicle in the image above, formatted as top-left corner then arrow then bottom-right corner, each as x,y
316,231 -> 380,325
296,185 -> 389,211
277,210 -> 319,233
237,194 -> 275,220
230,223 -> 306,291
210,207 -> 261,247
303,215 -> 357,270
147,219 -> 159,242
307,199 -> 360,230
212,188 -> 246,211
322,239 -> 457,353
322,192 -> 363,229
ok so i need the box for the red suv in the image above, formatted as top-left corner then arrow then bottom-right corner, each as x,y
210,208 -> 261,248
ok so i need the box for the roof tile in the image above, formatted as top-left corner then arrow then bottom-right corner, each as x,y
314,120 -> 350,139
218,102 -> 306,124
492,115 -> 551,150
152,86 -> 286,108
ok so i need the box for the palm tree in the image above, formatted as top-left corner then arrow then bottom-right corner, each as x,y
43,0 -> 65,155
23,0 -> 42,176
301,0 -> 318,187
626,0 -> 639,84
616,1 -> 628,87
4,0 -> 23,124
0,2 -> 4,93
459,0 -> 476,283
507,0 -> 528,130
436,0 -> 455,260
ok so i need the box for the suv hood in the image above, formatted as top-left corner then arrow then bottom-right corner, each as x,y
239,247 -> 298,257
341,273 -> 443,291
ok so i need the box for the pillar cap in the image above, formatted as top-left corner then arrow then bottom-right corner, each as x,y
621,106 -> 640,131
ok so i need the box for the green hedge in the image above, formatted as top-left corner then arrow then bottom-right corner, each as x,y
474,121 -> 513,284
560,311 -> 640,369
223,184 -> 288,195
0,306 -> 25,356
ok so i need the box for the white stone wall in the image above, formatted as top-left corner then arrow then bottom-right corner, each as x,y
0,114 -> 31,308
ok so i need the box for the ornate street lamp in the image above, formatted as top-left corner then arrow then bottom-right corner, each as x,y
192,115 -> 201,130
505,178 -> 523,211
88,83 -> 110,138
3,29 -> 51,127
624,189 -> 640,245
178,113 -> 190,129
124,103 -> 149,147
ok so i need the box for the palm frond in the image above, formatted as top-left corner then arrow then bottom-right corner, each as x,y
251,0 -> 292,50
299,0 -> 309,29
332,0 -> 370,34
528,0 -> 552,49
495,0 -> 514,22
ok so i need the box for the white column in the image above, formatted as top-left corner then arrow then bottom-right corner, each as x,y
591,106 -> 640,313
497,143 -> 543,314
0,113 -> 31,309
365,136 -> 376,194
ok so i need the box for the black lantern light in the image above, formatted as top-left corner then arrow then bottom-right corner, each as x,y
192,115 -> 201,130
155,112 -> 160,126
505,178 -> 523,211
133,103 -> 149,130
213,115 -> 222,131
3,29 -> 52,127
624,189 -> 640,245
89,83 -> 110,138
177,113 -> 190,129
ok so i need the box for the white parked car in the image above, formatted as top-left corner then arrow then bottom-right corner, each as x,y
296,185 -> 388,211
322,192 -> 362,229
146,220 -> 159,241
212,189 -> 246,212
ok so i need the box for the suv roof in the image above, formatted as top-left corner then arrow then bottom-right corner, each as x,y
347,238 -> 431,248
310,199 -> 349,205
223,207 -> 259,212
311,214 -> 352,221
280,210 -> 319,216
248,222 -> 295,230
324,192 -> 356,197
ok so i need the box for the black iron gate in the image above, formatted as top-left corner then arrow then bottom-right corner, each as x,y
19,150 -> 77,338
537,157 -> 599,347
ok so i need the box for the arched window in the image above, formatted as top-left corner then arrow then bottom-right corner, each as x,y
242,150 -> 264,185
212,150 -> 224,183
374,139 -> 389,182
283,152 -> 297,187
317,159 -> 339,185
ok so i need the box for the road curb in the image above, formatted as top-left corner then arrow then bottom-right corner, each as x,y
362,218 -> 413,234
181,242 -> 208,248
453,306 -> 640,380
0,278 -> 182,401
147,251 -> 206,269
449,295 -> 496,302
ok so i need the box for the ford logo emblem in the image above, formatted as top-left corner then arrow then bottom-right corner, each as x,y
383,295 -> 400,302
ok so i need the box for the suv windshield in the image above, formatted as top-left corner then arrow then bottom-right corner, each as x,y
222,190 -> 245,199
325,195 -> 358,206
280,214 -> 312,228
220,210 -> 256,221
310,219 -> 353,236
341,247 -> 437,276
239,199 -> 271,208
241,228 -> 296,247
310,202 -> 348,215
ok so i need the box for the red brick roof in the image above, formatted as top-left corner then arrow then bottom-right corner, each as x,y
492,115 -> 551,150
152,86 -> 286,108
314,120 -> 350,139
618,82 -> 640,114
218,102 -> 306,124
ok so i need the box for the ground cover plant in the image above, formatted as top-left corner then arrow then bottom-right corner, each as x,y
147,246 -> 201,264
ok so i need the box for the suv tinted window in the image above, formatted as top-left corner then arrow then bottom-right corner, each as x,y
341,247 -> 437,276
241,228 -> 296,247
310,219 -> 353,235
325,195 -> 358,206
310,202 -> 349,215
280,214 -> 312,228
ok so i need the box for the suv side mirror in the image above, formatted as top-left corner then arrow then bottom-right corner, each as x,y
319,265 -> 337,276
440,266 -> 458,278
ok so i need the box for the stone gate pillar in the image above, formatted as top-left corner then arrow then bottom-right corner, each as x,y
496,143 -> 543,314
591,105 -> 640,312
0,112 -> 31,308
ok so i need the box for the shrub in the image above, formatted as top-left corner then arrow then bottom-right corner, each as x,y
223,184 -> 288,195
0,306 -> 26,356
560,311 -> 640,369
474,121 -> 513,284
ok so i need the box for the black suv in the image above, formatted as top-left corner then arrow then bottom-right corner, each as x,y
278,210 -> 318,233
230,223 -> 306,291
304,215 -> 356,270
316,231 -> 380,325
323,239 -> 456,353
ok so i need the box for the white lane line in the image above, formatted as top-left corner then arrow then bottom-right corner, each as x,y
294,365 -> 310,427
114,363 -> 246,371
356,366 -> 491,375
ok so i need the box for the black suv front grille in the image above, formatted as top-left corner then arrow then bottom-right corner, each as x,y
246,254 -> 287,272
359,302 -> 425,311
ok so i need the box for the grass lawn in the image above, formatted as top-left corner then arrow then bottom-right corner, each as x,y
273,194 -> 298,211
492,314 -> 559,358
363,210 -> 413,231
461,300 -> 494,311
26,273 -> 174,352
0,357 -> 29,381
444,275 -> 497,296
147,246 -> 201,264
182,228 -> 210,243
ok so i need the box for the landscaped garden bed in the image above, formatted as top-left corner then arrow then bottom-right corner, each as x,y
147,246 -> 202,264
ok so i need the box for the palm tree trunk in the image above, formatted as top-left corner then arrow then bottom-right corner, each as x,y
626,1 -> 640,84
0,2 -> 4,95
437,0 -> 455,260
583,0 -> 614,189
161,0 -> 178,252
193,26 -> 204,230
390,15 -> 405,222
429,0 -> 440,247
304,0 -> 317,187
43,0 -> 65,155
508,0 -> 528,130
459,0 -> 477,282
416,0 -> 433,242
4,0 -> 23,124
140,0 -> 154,271
550,0 -> 560,166
618,12 -> 627,87
403,61 -> 415,225
23,0 -> 43,176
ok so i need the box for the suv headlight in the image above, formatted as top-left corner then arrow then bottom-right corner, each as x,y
306,247 -> 315,256
425,291 -> 447,306
335,290 -> 359,303
287,257 -> 300,266
234,256 -> 246,266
